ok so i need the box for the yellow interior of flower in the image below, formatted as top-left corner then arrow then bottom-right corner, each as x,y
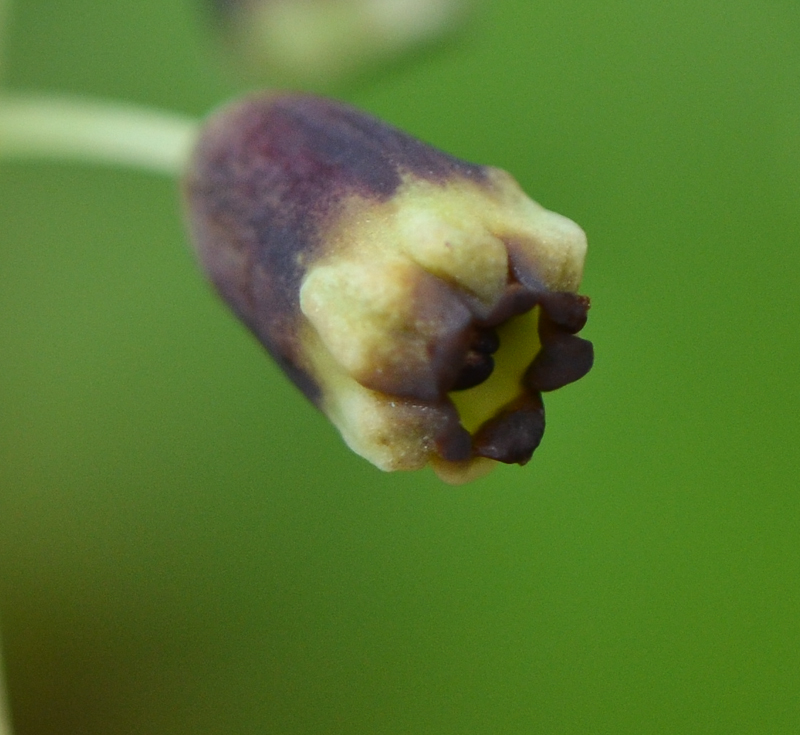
449,307 -> 541,434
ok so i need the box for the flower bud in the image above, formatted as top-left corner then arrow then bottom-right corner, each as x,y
183,92 -> 593,484
208,0 -> 470,86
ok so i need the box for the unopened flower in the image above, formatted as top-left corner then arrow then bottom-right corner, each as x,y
207,0 -> 470,86
183,92 -> 592,484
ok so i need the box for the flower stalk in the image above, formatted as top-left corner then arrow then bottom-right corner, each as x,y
0,95 -> 199,176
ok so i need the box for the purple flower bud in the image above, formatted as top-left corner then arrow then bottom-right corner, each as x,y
183,92 -> 592,484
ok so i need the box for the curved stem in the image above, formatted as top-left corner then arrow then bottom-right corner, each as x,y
0,94 -> 200,176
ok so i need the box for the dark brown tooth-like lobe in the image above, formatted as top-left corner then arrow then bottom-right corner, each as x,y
526,335 -> 594,393
183,92 -> 487,403
451,352 -> 495,392
537,292 -> 590,333
526,293 -> 594,393
473,393 -> 546,465
450,327 -> 500,391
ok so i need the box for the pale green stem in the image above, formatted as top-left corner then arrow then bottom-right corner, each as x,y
0,94 -> 200,176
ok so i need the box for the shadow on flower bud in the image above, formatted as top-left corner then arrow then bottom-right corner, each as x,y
206,0 -> 471,87
183,92 -> 593,485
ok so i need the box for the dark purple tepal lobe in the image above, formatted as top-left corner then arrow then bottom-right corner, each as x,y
183,92 -> 487,402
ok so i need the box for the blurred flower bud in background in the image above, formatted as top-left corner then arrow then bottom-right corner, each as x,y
207,0 -> 471,87
184,93 -> 592,484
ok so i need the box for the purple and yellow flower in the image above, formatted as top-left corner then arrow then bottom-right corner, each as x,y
184,92 -> 592,484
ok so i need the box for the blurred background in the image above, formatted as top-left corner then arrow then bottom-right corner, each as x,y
1,0 -> 799,732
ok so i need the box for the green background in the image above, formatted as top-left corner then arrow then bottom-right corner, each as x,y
1,0 -> 799,732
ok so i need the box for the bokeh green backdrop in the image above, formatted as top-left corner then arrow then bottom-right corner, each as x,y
1,1 -> 799,732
